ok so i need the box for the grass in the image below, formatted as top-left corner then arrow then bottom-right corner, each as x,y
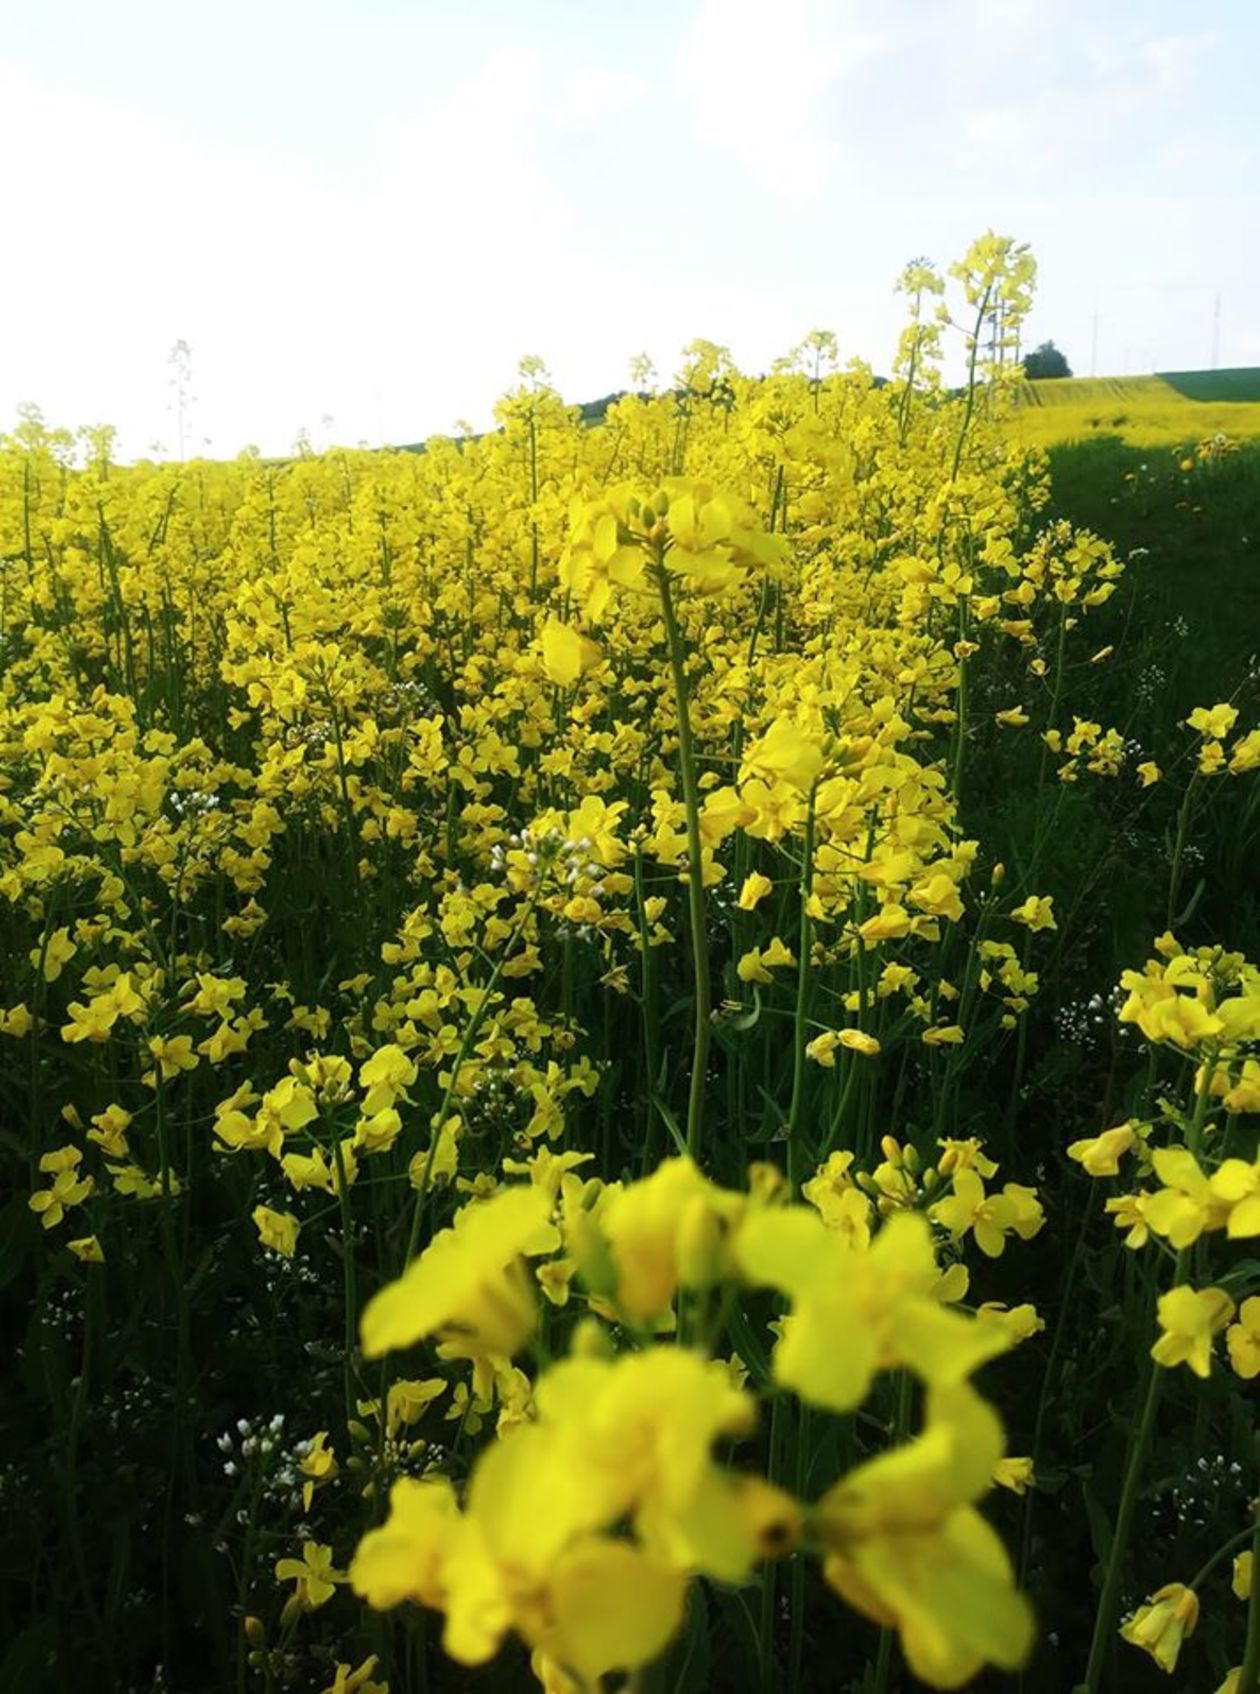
1007,368 -> 1260,448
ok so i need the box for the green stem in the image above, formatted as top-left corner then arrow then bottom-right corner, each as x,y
656,560 -> 711,1163
952,594 -> 970,809
1238,1457 -> 1260,1694
759,1396 -> 784,1693
785,790 -> 817,1193
64,1269 -> 115,1684
1027,605 -> 1069,889
401,887 -> 540,1268
949,288 -> 993,484
1166,773 -> 1201,930
872,1370 -> 914,1694
1185,1523 -> 1257,1596
1079,1345 -> 1166,1694
788,1402 -> 812,1691
332,1134 -> 357,1424
633,846 -> 662,1173
1080,1061 -> 1213,1692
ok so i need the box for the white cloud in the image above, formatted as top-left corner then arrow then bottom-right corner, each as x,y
1137,31 -> 1222,94
556,65 -> 646,126
674,0 -> 884,200
0,60 -> 368,454
1,8 -> 1254,449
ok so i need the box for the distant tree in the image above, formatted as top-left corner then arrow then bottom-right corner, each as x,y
1023,340 -> 1072,380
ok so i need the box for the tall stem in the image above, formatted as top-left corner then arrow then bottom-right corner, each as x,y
656,562 -> 711,1162
1078,1335 -> 1166,1694
332,1134 -> 358,1425
1238,1449 -> 1260,1694
1079,1058 -> 1214,1692
633,846 -> 662,1173
952,593 -> 970,810
785,789 -> 817,1192
949,287 -> 993,485
1166,773 -> 1201,930
401,888 -> 540,1268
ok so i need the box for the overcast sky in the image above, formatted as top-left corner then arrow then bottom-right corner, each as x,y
1,0 -> 1256,457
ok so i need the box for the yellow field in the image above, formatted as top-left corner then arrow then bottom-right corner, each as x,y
1007,370 -> 1260,448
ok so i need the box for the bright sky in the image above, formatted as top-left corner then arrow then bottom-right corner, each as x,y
2,0 -> 1256,457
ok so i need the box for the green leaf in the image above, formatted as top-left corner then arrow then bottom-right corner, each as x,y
0,1195 -> 36,1292
651,1094 -> 689,1158
1081,1481 -> 1114,1571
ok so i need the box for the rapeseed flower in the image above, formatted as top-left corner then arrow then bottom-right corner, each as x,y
1151,1285 -> 1235,1377
1120,1582 -> 1199,1673
816,1383 -> 1034,1687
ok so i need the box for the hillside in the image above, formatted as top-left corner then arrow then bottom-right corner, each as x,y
1008,365 -> 1260,447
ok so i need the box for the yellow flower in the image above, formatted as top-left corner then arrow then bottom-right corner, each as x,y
736,937 -> 795,984
252,1206 -> 300,1258
698,784 -> 755,845
801,1162 -> 873,1248
1228,728 -> 1260,773
1067,1123 -> 1137,1176
992,1456 -> 1034,1494
67,1234 -> 105,1264
87,1104 -> 132,1158
739,718 -> 824,795
922,1023 -> 964,1047
1119,1581 -> 1199,1674
298,1431 -> 339,1511
146,1033 -> 200,1081
858,902 -> 913,944
930,1170 -> 1017,1258
737,871 -> 773,910
1221,1059 -> 1260,1113
1187,702 -> 1238,740
351,1347 -> 759,1677
1234,1549 -> 1253,1600
526,1539 -> 687,1687
595,1156 -> 743,1324
937,1138 -> 999,1179
0,1003 -> 33,1038
1209,1158 -> 1260,1238
1137,760 -> 1161,787
360,1185 -> 557,1360
976,1302 -> 1044,1344
1151,1285 -> 1234,1377
540,618 -> 601,687
275,1540 -> 345,1625
33,925 -> 77,982
1009,895 -> 1056,932
354,1107 -> 403,1154
359,1043 -> 418,1115
994,707 -> 1029,727
321,1656 -> 388,1694
61,972 -> 145,1043
1225,1296 -> 1260,1379
816,1382 -> 1034,1688
809,1026 -> 880,1066
735,1208 -> 1011,1411
1144,1147 -> 1231,1247
29,1148 -> 94,1230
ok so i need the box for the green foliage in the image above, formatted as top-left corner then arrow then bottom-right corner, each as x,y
1023,341 -> 1072,380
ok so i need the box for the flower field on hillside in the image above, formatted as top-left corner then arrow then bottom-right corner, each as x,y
2,236 -> 1258,1694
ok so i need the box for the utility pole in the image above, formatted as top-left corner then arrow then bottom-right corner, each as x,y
1090,312 -> 1099,378
1211,292 -> 1221,369
168,340 -> 194,462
